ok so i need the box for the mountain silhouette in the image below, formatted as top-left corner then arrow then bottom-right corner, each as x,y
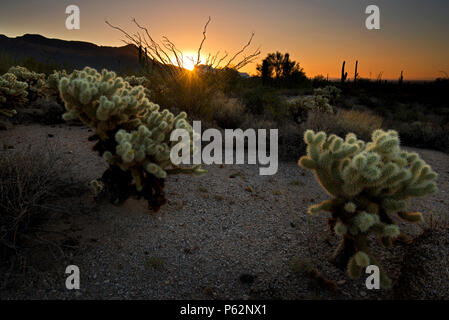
0,33 -> 141,72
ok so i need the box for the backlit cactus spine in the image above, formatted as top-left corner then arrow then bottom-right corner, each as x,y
59,67 -> 205,211
298,129 -> 438,288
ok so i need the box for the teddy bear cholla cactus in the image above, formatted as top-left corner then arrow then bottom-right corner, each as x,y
45,70 -> 68,103
0,72 -> 28,117
59,67 -> 205,211
288,86 -> 336,123
8,66 -> 46,102
313,85 -> 341,105
298,129 -> 438,288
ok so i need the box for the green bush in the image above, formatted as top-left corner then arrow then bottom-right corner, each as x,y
241,86 -> 289,121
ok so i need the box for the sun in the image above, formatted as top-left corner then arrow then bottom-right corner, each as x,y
183,59 -> 195,71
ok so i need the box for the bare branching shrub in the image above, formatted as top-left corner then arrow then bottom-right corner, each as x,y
106,17 -> 260,76
0,145 -> 74,264
106,17 -> 260,119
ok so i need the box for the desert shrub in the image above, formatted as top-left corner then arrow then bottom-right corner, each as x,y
7,66 -> 46,102
313,85 -> 341,105
0,73 -> 28,117
210,92 -> 245,129
298,129 -> 438,288
0,145 -> 72,264
242,86 -> 289,121
278,122 -> 306,160
392,121 -> 449,152
148,69 -> 219,121
58,67 -> 205,211
287,86 -> 340,124
306,109 -> 383,142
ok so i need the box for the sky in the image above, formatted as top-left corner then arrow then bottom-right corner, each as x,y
1,0 -> 448,80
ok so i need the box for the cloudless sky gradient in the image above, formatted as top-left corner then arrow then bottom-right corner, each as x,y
1,0 -> 448,79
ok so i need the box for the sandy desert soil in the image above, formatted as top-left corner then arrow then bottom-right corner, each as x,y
1,123 -> 448,299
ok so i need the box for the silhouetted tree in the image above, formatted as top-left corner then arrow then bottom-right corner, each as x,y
257,51 -> 307,87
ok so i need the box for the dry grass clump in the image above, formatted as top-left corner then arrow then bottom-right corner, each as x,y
210,92 -> 246,129
0,144 -> 75,266
306,108 -> 383,141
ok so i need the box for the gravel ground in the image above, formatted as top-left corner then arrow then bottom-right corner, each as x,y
1,123 -> 448,299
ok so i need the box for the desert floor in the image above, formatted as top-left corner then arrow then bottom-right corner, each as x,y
1,123 -> 448,299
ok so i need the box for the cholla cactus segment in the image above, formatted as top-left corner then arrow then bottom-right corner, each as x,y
59,67 -> 152,138
59,67 -> 204,211
7,66 -> 46,101
298,129 -> 438,288
344,202 -> 357,213
299,129 -> 437,206
124,75 -> 151,99
334,221 -> 348,236
0,72 -> 28,117
45,70 -> 68,100
354,251 -> 370,267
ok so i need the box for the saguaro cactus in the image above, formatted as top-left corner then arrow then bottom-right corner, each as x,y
354,60 -> 359,84
298,129 -> 438,288
341,61 -> 348,83
59,67 -> 205,211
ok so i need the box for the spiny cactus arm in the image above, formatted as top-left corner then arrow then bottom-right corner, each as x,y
397,211 -> 424,223
59,67 -> 152,139
299,130 -> 364,198
0,109 -> 18,117
166,164 -> 207,176
307,199 -> 341,215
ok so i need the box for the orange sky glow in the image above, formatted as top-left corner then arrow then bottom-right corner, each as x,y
1,0 -> 448,80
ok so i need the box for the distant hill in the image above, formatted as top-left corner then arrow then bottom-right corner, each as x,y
0,34 -> 141,72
